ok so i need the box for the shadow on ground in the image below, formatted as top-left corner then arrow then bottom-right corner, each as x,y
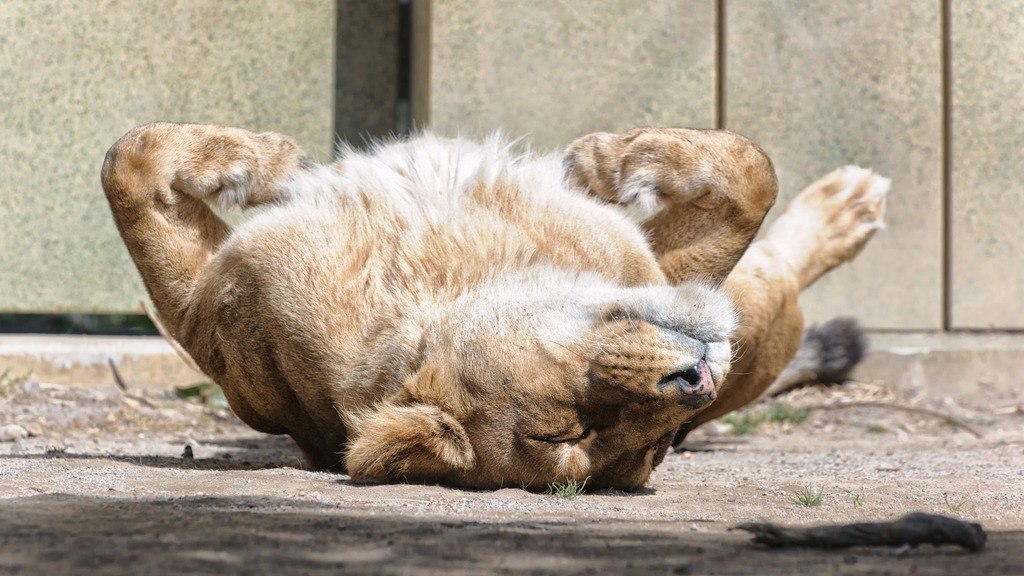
1,494 -> 1020,576
4,434 -> 304,471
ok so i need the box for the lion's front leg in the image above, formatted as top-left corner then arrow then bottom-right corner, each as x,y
563,127 -> 778,285
104,123 -> 343,468
102,122 -> 309,339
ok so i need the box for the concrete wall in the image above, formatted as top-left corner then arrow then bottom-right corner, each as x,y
414,0 -> 1023,330
0,0 -> 336,313
416,0 -> 717,149
726,1 -> 942,330
950,1 -> 1024,329
3,1 -> 1022,332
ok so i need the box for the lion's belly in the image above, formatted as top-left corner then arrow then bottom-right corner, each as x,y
467,185 -> 667,288
212,174 -> 667,377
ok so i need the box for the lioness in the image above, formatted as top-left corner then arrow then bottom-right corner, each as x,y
101,124 -> 887,490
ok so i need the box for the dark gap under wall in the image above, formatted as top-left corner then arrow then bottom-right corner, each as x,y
0,314 -> 157,336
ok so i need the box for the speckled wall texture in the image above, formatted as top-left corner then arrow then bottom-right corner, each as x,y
5,1 -> 1022,330
950,2 -> 1024,328
418,0 -> 717,150
726,1 -> 943,329
420,0 -> 948,329
0,1 -> 335,312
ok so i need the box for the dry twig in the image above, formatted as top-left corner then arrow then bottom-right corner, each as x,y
107,358 -> 159,408
142,300 -> 203,374
107,358 -> 128,392
802,401 -> 983,438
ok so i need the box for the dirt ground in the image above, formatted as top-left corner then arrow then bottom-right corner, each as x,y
1,376 -> 1022,575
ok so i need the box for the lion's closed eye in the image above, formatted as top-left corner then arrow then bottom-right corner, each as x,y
527,426 -> 596,445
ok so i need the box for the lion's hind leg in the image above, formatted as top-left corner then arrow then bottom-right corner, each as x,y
674,165 -> 890,444
563,128 -> 778,286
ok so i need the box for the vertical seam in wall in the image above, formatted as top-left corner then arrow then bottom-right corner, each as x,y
331,0 -> 341,152
941,0 -> 952,331
397,0 -> 412,135
715,0 -> 725,129
410,0 -> 432,129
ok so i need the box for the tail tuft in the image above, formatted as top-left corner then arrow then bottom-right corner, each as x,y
799,317 -> 866,383
764,317 -> 867,397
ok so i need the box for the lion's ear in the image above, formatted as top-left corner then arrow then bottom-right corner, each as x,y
344,403 -> 475,483
397,361 -> 471,418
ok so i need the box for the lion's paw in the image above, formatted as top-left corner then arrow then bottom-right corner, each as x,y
796,165 -> 888,230
767,165 -> 890,288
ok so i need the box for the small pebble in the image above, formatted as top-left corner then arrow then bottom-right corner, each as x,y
0,424 -> 29,442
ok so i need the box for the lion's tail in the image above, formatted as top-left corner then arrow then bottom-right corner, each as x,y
762,317 -> 867,398
101,122 -> 306,339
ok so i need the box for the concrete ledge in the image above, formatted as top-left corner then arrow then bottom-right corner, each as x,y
2,333 -> 1022,398
854,332 -> 1024,399
0,335 -> 205,392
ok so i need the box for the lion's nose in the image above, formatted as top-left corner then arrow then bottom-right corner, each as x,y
658,360 -> 717,408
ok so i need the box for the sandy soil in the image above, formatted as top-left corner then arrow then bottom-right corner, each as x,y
1,378 -> 1022,575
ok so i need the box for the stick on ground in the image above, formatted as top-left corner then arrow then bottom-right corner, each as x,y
732,513 -> 986,552
142,299 -> 204,374
805,401 -> 984,438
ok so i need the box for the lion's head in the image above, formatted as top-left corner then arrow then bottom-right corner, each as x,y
344,271 -> 734,490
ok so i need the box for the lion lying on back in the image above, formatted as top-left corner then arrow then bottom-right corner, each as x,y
101,124 -> 887,490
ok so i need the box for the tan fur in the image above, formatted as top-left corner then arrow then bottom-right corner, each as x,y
565,128 -> 778,285
102,123 -> 886,489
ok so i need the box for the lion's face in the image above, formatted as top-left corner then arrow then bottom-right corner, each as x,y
345,280 -> 735,491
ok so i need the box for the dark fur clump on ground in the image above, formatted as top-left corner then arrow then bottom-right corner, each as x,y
733,512 -> 987,552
